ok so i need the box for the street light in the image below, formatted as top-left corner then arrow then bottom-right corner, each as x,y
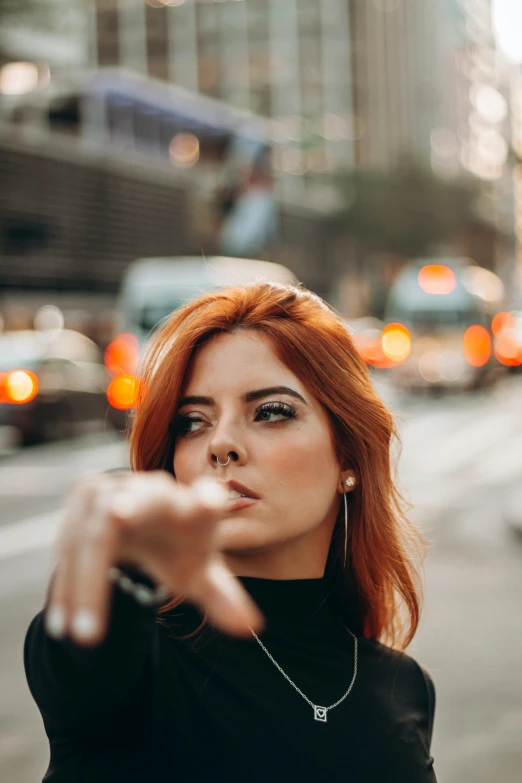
492,0 -> 522,63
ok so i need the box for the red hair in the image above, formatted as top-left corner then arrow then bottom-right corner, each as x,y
130,283 -> 425,649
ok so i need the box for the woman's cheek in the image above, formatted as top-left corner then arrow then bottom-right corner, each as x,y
267,442 -> 318,492
173,443 -> 202,484
266,443 -> 302,475
278,425 -> 321,465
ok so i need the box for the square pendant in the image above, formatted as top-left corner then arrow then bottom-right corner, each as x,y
314,706 -> 327,722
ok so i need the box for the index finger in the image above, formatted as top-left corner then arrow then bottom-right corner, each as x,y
67,488 -> 120,645
46,484 -> 120,646
107,475 -> 230,532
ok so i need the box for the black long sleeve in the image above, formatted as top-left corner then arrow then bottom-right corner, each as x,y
24,579 -> 159,738
25,575 -> 437,783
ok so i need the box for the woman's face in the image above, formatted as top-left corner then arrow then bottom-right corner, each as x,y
172,330 -> 353,578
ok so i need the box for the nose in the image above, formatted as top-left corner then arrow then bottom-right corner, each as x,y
208,420 -> 247,470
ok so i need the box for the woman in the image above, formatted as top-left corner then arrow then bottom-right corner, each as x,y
25,283 -> 437,782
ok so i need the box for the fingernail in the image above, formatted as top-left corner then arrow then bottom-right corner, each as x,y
232,607 -> 265,637
242,601 -> 265,634
71,610 -> 98,642
219,575 -> 264,629
46,605 -> 66,639
193,478 -> 228,507
249,608 -> 265,634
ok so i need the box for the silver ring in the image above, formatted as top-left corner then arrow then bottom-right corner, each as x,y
217,455 -> 231,467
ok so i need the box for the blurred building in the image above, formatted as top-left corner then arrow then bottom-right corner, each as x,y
445,0 -> 516,275
1,0 -> 520,316
92,0 -> 454,187
348,0 -> 445,170
0,1 -> 89,70
90,1 -> 519,290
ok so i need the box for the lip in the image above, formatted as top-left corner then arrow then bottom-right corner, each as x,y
226,496 -> 258,511
223,480 -> 260,500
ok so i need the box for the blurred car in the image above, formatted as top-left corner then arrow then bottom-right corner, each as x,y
492,311 -> 522,371
103,255 -> 298,419
118,255 -> 298,347
345,317 -> 397,370
491,282 -> 522,372
383,259 -> 505,393
0,329 -> 114,446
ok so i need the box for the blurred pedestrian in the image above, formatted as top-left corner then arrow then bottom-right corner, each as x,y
218,168 -> 279,259
24,283 -> 437,782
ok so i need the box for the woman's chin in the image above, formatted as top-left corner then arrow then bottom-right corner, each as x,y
215,516 -> 266,552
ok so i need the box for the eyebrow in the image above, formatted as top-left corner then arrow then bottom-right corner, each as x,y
177,386 -> 307,409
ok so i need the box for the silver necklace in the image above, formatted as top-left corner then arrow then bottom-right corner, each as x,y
249,626 -> 358,723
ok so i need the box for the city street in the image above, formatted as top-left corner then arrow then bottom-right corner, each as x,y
1,377 -> 522,782
3,1 -> 522,781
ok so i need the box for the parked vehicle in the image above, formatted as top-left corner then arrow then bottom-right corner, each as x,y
0,329 -> 113,446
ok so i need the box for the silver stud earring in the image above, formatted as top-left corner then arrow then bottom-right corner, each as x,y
344,477 -> 355,487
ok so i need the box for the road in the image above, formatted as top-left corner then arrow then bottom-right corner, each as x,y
1,378 -> 522,782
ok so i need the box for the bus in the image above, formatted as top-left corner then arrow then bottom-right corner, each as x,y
7,67 -> 270,169
1,68 -> 335,307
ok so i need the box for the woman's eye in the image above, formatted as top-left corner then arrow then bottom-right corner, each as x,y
174,414 -> 204,436
174,403 -> 296,435
255,402 -> 296,423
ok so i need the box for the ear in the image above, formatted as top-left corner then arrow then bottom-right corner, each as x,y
338,471 -> 357,494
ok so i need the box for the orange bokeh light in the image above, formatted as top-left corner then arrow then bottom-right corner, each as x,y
1,369 -> 39,404
491,311 -> 516,336
352,333 -> 387,367
494,333 -> 522,366
418,265 -> 457,295
104,333 -> 140,377
463,325 -> 491,367
362,338 -> 398,369
107,374 -> 140,410
381,323 -> 412,364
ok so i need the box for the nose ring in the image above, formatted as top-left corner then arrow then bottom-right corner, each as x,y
217,455 -> 231,467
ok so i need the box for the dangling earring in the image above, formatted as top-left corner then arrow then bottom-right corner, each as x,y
343,490 -> 348,569
343,477 -> 355,568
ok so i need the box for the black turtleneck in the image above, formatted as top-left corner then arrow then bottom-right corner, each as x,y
24,574 -> 437,783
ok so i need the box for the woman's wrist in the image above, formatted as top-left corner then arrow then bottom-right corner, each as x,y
109,565 -> 170,608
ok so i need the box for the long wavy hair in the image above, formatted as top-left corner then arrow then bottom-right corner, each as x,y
129,282 -> 425,649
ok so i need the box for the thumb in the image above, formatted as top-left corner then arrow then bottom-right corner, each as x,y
190,559 -> 265,638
